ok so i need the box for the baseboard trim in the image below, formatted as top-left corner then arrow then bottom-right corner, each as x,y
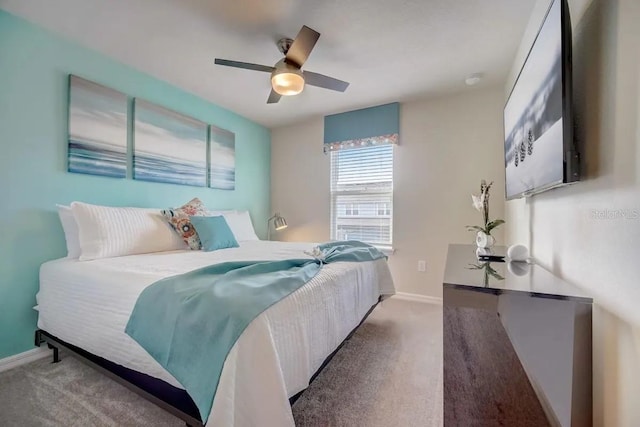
393,292 -> 443,305
0,347 -> 49,373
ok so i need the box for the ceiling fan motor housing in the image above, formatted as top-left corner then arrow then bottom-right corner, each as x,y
277,38 -> 295,55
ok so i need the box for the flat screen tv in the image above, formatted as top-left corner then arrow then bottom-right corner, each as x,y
504,0 -> 579,200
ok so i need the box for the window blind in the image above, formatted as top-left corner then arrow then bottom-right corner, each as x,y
330,145 -> 393,246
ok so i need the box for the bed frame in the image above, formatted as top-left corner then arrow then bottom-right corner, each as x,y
34,296 -> 382,427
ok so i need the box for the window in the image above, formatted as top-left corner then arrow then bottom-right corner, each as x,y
330,145 -> 393,246
377,203 -> 391,216
345,204 -> 359,216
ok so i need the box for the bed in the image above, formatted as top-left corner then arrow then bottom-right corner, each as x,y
36,240 -> 395,426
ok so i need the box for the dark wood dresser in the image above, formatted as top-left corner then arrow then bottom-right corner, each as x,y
443,244 -> 593,427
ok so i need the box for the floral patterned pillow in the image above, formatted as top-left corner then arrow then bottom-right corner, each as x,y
162,198 -> 207,250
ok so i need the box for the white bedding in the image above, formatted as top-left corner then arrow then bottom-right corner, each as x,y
37,240 -> 395,426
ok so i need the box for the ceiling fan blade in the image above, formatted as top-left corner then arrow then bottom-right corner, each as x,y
214,59 -> 275,73
267,89 -> 282,104
285,25 -> 320,67
303,71 -> 350,92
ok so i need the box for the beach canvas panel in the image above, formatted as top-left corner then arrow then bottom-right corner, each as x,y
68,76 -> 128,178
134,100 -> 207,187
209,125 -> 236,190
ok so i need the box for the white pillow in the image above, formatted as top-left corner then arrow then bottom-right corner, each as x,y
223,210 -> 259,241
56,204 -> 81,259
206,209 -> 237,217
71,202 -> 187,261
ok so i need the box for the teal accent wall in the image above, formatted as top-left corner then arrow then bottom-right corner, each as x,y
0,10 -> 271,359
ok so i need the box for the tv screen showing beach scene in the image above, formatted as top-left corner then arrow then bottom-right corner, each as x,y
504,0 -> 564,199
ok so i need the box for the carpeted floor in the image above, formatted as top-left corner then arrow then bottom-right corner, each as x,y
0,298 -> 442,427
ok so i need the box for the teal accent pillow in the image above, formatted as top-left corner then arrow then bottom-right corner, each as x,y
189,216 -> 239,251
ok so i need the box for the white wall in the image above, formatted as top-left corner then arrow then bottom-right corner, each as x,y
505,0 -> 640,425
271,88 -> 506,297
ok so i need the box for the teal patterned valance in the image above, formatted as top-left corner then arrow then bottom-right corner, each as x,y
323,133 -> 398,153
323,102 -> 399,153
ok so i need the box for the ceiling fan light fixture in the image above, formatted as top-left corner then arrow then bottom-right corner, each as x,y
271,69 -> 305,96
214,25 -> 349,104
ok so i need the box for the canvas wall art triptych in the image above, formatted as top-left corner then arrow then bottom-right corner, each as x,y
68,77 -> 128,178
67,75 -> 236,190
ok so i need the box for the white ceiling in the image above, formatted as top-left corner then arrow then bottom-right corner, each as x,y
0,0 -> 536,128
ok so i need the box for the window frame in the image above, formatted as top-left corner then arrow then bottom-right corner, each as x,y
329,145 -> 394,248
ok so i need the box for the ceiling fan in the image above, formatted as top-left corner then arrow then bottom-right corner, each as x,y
214,25 -> 350,104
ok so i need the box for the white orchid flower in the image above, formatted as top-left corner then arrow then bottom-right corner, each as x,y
468,179 -> 503,239
472,194 -> 484,212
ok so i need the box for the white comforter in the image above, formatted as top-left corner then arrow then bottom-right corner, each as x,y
37,241 -> 395,426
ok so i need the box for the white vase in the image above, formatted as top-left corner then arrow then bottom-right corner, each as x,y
476,231 -> 495,249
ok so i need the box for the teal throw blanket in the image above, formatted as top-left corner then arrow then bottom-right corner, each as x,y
125,241 -> 385,421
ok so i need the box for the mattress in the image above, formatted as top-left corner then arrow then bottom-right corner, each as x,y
37,240 -> 395,426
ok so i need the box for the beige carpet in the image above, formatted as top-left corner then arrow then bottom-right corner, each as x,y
293,298 -> 443,427
0,298 -> 443,427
